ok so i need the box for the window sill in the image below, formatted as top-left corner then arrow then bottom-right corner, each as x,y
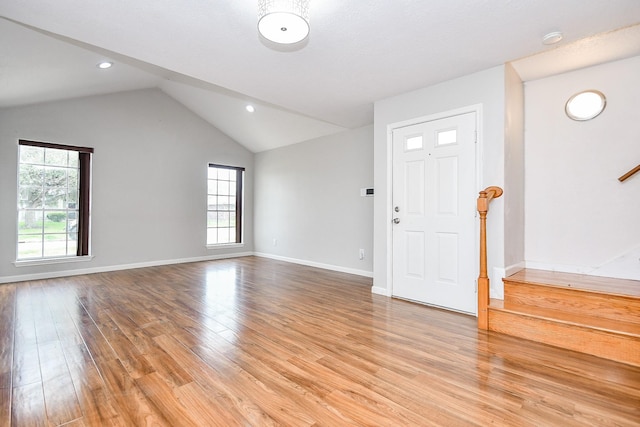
14,255 -> 94,268
206,243 -> 245,250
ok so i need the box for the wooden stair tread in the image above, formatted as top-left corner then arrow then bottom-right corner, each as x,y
506,269 -> 640,298
489,299 -> 640,337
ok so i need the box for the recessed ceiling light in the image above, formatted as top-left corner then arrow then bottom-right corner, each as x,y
542,31 -> 563,45
97,61 -> 113,69
246,105 -> 255,113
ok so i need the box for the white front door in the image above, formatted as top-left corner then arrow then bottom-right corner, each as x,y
391,112 -> 477,314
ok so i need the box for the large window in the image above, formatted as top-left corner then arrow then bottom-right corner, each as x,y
17,140 -> 92,260
207,164 -> 244,245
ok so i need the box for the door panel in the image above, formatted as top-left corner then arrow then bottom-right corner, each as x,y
405,231 -> 425,278
436,156 -> 458,216
391,112 -> 477,314
405,160 -> 425,215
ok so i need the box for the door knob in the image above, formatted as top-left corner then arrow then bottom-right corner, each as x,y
393,218 -> 400,224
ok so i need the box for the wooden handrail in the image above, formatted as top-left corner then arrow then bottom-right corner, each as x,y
477,186 -> 503,330
619,164 -> 640,182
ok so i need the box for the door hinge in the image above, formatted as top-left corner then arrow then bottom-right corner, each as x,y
474,131 -> 478,143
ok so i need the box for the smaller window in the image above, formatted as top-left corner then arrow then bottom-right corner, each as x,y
207,164 -> 244,245
437,129 -> 457,146
405,135 -> 423,151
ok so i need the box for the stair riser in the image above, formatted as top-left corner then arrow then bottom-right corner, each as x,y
503,281 -> 640,325
488,309 -> 640,367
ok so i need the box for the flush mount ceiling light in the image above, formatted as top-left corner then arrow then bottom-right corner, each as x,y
97,61 -> 113,69
565,90 -> 607,121
258,0 -> 310,44
245,105 -> 255,113
542,31 -> 563,45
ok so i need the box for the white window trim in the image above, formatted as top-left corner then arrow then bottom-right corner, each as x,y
206,243 -> 245,250
14,255 -> 94,267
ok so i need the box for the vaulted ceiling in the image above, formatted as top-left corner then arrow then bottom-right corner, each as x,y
2,1 -> 640,152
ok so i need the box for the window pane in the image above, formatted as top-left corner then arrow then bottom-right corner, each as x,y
207,228 -> 218,245
45,148 -> 69,166
218,180 -> 230,196
18,210 -> 44,233
45,211 -> 67,227
207,180 -> 217,195
217,228 -> 230,244
67,219 -> 78,242
19,187 -> 43,209
218,169 -> 230,180
19,164 -> 43,186
207,212 -> 217,227
68,152 -> 79,168
207,167 -> 217,180
217,196 -> 229,209
67,238 -> 77,256
437,129 -> 457,146
207,196 -> 216,210
44,167 -> 68,209
406,135 -> 423,151
68,168 -> 78,190
44,234 -> 68,257
18,237 -> 43,259
217,211 -> 229,227
67,192 -> 78,208
20,146 -> 44,164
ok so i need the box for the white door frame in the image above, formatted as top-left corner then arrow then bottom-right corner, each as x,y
385,104 -> 483,309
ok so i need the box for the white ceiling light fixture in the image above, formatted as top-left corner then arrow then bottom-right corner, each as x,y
97,61 -> 113,69
246,105 -> 255,113
542,31 -> 563,45
565,90 -> 606,121
258,0 -> 310,44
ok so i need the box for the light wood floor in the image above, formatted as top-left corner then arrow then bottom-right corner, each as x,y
1,257 -> 638,426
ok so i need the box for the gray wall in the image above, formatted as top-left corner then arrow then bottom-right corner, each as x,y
0,88 -> 253,282
254,126 -> 374,276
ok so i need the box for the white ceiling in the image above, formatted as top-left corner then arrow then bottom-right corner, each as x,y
1,1 -> 640,152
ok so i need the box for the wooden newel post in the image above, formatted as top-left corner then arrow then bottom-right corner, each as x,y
477,186 -> 503,330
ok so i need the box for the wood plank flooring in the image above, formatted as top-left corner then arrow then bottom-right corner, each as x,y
1,256 -> 639,426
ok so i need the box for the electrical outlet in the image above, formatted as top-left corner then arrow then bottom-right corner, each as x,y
359,249 -> 364,260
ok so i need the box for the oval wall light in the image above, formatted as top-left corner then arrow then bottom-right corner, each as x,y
565,90 -> 606,121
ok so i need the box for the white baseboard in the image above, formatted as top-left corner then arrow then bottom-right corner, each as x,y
1,251 -> 375,285
505,262 -> 525,277
0,252 -> 254,284
371,286 -> 391,296
525,260 -> 640,281
524,260 -> 590,275
253,252 -> 373,278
